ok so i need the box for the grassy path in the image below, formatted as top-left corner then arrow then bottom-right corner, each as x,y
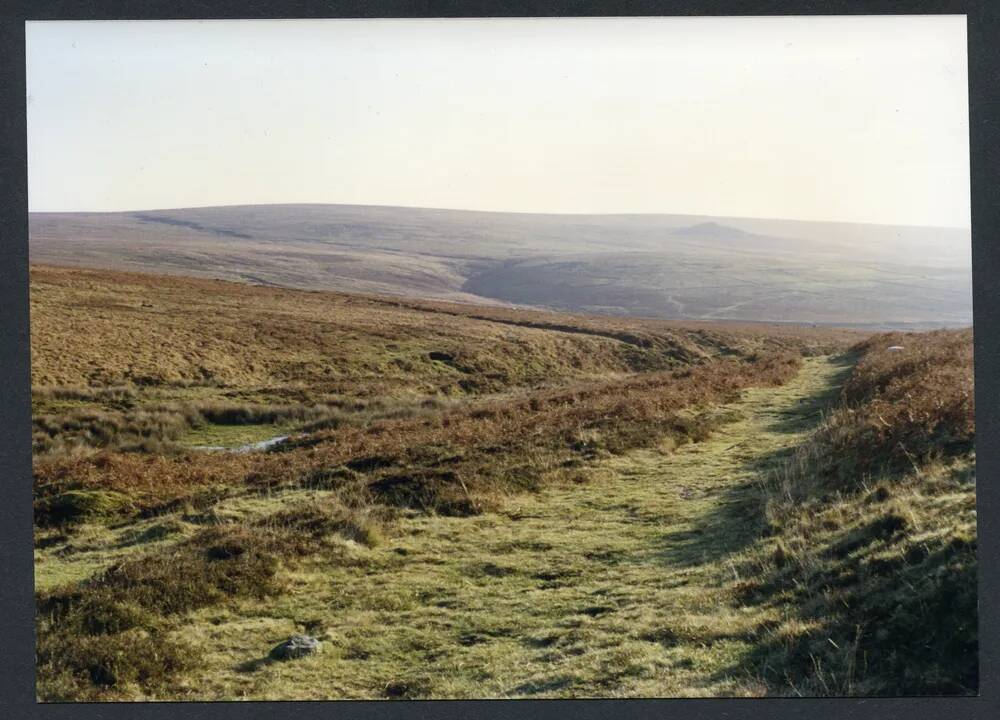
173,355 -> 852,699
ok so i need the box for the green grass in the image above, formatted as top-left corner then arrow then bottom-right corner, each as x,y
739,452 -> 977,696
165,357 -> 848,700
34,517 -> 194,592
180,422 -> 298,449
739,331 -> 978,696
33,267 -> 974,700
35,355 -> 849,699
34,350 -> 977,699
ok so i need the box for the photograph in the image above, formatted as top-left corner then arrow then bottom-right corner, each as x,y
26,15 -> 976,701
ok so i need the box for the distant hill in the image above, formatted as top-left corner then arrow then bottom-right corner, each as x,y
669,222 -> 757,239
28,204 -> 972,327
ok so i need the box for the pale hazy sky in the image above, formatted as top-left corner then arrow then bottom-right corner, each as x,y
26,16 -> 969,227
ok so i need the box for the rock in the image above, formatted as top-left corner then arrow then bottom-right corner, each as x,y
269,634 -> 322,660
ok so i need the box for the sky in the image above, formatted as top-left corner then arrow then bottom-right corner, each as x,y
26,16 -> 970,228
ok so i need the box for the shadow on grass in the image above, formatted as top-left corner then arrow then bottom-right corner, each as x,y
235,655 -> 275,673
510,675 -> 576,696
685,351 -> 978,696
752,354 -> 855,437
712,519 -> 978,696
653,355 -> 856,569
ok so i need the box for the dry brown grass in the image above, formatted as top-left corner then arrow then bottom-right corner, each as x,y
30,265 -> 856,459
747,328 -> 977,696
775,329 -> 973,497
32,264 -> 856,525
840,329 -> 974,461
34,351 -> 804,524
30,264 -> 854,390
32,264 -> 869,700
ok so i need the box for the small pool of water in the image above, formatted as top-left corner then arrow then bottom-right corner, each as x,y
191,435 -> 290,454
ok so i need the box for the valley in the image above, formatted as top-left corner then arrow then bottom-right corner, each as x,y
29,205 -> 973,327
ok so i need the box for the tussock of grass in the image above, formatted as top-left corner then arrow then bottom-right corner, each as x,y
747,329 -> 977,696
254,499 -> 386,548
47,266 -> 977,701
36,628 -> 194,701
36,499 -> 385,699
778,329 -> 973,497
35,489 -> 132,526
35,350 -> 805,528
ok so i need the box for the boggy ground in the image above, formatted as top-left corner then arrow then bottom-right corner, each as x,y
138,356 -> 850,699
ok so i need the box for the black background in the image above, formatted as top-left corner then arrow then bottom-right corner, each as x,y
1,2 -> 996,718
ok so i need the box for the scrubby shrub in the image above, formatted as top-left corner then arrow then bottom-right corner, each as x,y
750,328 -> 978,696
35,351 -> 806,523
35,489 -> 131,526
95,525 -> 285,615
37,628 -> 194,699
769,330 -> 973,501
35,523 -> 303,700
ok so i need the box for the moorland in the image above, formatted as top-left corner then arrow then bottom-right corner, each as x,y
29,205 -> 972,326
31,264 -> 976,700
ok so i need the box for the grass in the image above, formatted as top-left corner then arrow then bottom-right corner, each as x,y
30,266 -> 975,700
737,455 -> 977,696
33,266 -> 837,528
179,421 -> 296,449
30,265 -> 845,458
744,329 -> 977,695
32,351 -> 806,528
30,264 -> 852,391
34,354 -> 843,699
36,497 -> 388,700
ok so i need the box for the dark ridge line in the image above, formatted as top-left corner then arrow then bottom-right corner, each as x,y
132,212 -> 254,240
359,298 -> 686,350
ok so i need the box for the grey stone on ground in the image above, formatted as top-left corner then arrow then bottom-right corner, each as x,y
270,634 -> 322,660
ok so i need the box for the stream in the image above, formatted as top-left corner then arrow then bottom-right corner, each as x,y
191,434 -> 290,454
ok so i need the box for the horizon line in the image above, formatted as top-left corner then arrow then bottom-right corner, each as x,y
26,201 -> 973,232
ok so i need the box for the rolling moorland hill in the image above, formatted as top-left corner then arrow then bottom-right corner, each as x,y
30,266 -> 975,699
29,204 -> 972,327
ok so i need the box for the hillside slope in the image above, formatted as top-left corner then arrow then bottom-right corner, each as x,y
37,354 -> 849,699
29,205 -> 971,326
30,267 -> 974,699
31,265 -> 855,700
745,329 -> 976,695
